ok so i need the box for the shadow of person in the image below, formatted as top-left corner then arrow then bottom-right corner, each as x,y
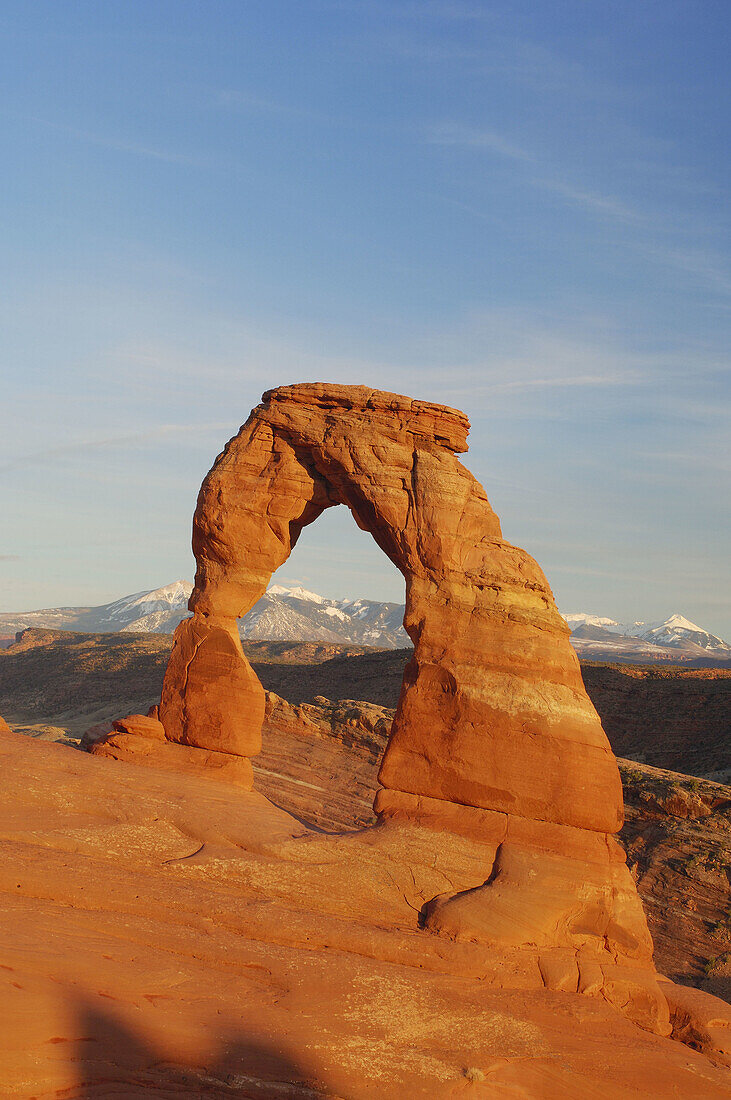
68,996 -> 332,1099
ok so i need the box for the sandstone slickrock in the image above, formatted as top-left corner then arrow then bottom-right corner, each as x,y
88,383 -> 721,1047
620,762 -> 731,999
4,726 -> 731,1098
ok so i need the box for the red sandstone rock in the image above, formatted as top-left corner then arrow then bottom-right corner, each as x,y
89,713 -> 254,788
2,727 -> 730,1097
160,616 -> 264,756
92,731 -> 255,787
661,979 -> 731,1067
167,383 -> 622,835
0,714 -> 10,735
80,720 -> 114,748
112,713 -> 166,740
98,383 -> 664,1026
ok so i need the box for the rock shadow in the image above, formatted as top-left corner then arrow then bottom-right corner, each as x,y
68,996 -> 330,1098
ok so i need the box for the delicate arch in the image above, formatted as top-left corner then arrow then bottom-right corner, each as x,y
158,383 -> 622,834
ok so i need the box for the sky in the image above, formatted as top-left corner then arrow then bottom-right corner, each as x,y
1,1 -> 729,635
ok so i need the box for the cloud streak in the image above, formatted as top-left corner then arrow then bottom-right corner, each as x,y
470,372 -> 641,394
427,123 -> 731,295
9,111 -> 199,166
0,424 -> 233,474
427,122 -> 642,224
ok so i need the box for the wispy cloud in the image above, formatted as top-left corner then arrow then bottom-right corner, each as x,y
641,244 -> 731,298
428,122 -> 532,163
546,563 -> 653,582
529,175 -> 641,225
324,1 -> 494,21
427,122 -> 731,295
636,449 -> 731,474
9,111 -> 198,166
427,122 -> 641,223
473,373 -> 640,394
0,424 -> 232,474
209,88 -> 330,124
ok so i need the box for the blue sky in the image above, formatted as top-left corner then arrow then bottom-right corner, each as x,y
1,1 -> 729,635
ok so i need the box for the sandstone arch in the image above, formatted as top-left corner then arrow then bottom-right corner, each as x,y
160,382 -> 622,834
92,383 -> 664,1018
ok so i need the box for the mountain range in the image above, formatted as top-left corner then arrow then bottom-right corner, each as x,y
563,612 -> 731,665
1,582 -> 729,666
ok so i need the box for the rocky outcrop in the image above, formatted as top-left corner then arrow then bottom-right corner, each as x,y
85,688 -> 731,1007
621,762 -> 731,1000
85,709 -> 255,788
256,692 -> 392,830
89,384 -> 666,1027
85,694 -> 390,816
0,714 -> 10,735
581,664 -> 731,778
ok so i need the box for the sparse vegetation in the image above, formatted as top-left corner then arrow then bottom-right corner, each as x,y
704,953 -> 731,976
463,1067 -> 486,1082
709,915 -> 731,940
683,848 -> 729,877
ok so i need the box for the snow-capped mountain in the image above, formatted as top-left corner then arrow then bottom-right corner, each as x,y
0,581 -> 194,638
237,586 -> 408,648
104,581 -> 193,626
0,581 -> 409,650
563,614 -> 622,632
564,612 -> 731,664
1,583 -> 729,665
620,613 -> 731,654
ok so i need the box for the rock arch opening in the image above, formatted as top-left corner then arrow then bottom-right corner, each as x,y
90,383 -> 667,1021
238,502 -> 409,649
237,503 -> 411,833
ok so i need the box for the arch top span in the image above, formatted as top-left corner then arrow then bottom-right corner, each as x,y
189,381 -> 497,624
261,382 -> 471,453
159,381 -> 623,837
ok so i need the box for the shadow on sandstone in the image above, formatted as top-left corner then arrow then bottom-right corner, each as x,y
700,973 -> 731,1003
68,998 -> 329,1099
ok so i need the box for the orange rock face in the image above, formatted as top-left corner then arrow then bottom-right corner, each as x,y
5,728 -> 731,1098
91,383 -> 662,1021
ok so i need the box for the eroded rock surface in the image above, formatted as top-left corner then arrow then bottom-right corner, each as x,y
89,384 -> 671,1035
3,727 -> 731,1098
251,693 -> 731,1007
621,762 -> 731,999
